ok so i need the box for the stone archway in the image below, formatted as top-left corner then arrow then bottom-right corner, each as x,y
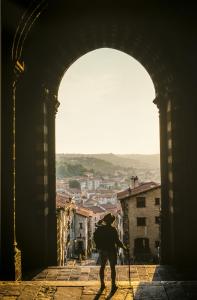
2,0 -> 197,279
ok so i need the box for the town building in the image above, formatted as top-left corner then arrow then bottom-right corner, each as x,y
72,207 -> 93,259
80,177 -> 102,191
56,193 -> 75,266
117,178 -> 161,263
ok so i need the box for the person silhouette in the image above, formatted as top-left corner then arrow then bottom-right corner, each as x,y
94,213 -> 127,292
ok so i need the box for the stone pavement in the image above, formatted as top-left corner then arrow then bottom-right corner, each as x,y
0,280 -> 197,299
31,265 -> 183,282
1,266 -> 197,299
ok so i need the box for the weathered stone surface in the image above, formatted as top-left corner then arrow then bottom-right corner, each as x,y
83,287 -> 105,295
32,265 -> 184,282
1,297 -> 18,300
164,282 -> 187,300
36,285 -> 57,300
0,282 -> 196,299
181,282 -> 197,300
18,284 -> 40,300
0,266 -> 197,299
110,288 -> 134,300
133,284 -> 168,300
0,285 -> 22,296
54,287 -> 82,300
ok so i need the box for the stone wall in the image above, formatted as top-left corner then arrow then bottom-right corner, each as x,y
127,187 -> 161,260
15,248 -> 22,280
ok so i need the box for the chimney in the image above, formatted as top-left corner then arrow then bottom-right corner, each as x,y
130,176 -> 139,189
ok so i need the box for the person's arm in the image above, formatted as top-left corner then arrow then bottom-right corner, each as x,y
114,228 -> 127,250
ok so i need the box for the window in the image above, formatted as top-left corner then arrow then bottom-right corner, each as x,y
155,216 -> 160,224
137,217 -> 146,226
136,197 -> 146,208
155,198 -> 160,205
155,240 -> 160,248
79,222 -> 83,229
134,238 -> 150,254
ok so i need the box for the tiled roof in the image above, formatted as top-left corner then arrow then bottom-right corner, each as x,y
117,188 -> 131,200
99,205 -> 121,215
68,188 -> 81,193
117,182 -> 160,200
56,193 -> 73,208
84,199 -> 96,205
86,205 -> 106,214
100,203 -> 119,210
76,207 -> 93,218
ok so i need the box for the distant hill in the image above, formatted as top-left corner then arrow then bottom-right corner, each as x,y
56,154 -> 123,177
91,153 -> 160,169
117,154 -> 160,169
56,153 -> 160,182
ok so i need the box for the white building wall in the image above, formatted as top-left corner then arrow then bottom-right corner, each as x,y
75,214 -> 88,256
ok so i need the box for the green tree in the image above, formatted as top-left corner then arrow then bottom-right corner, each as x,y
69,180 -> 81,189
56,165 -> 66,178
67,163 -> 87,176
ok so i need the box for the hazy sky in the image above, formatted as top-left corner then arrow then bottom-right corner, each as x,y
56,48 -> 159,154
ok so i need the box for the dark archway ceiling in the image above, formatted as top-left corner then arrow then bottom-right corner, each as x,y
11,0 -> 197,99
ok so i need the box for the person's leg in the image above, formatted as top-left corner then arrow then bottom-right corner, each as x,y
99,251 -> 107,288
109,252 -> 117,290
110,262 -> 116,286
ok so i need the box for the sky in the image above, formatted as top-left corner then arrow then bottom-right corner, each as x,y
56,48 -> 159,154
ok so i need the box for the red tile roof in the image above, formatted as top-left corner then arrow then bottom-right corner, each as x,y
100,203 -> 120,210
117,182 -> 160,200
86,205 -> 106,214
56,193 -> 73,208
99,205 -> 121,215
76,207 -> 93,218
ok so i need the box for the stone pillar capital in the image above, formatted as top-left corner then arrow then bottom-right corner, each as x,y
44,87 -> 60,115
153,96 -> 160,109
153,93 -> 169,113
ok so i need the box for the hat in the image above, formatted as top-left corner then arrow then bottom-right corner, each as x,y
95,219 -> 103,227
102,213 -> 115,224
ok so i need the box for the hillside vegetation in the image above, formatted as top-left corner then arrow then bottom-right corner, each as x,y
56,153 -> 160,182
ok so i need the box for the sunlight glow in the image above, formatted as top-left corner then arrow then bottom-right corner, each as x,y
56,48 -> 159,154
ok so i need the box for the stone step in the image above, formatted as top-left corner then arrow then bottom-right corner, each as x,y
0,281 -> 197,300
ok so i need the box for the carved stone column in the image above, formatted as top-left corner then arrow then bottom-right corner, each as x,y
13,62 -> 24,280
14,78 -> 51,272
169,89 -> 197,268
44,88 -> 60,265
1,60 -> 24,280
153,94 -> 175,265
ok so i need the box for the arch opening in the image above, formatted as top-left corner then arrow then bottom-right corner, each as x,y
56,48 -> 161,266
4,2 -> 197,279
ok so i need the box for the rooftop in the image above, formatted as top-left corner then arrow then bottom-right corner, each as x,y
56,193 -> 73,208
86,205 -> 106,214
117,182 -> 160,200
76,207 -> 93,217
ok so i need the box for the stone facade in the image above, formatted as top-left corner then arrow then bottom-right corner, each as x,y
118,182 -> 161,263
56,194 -> 75,266
73,208 -> 93,258
2,1 -> 197,279
14,247 -> 22,280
